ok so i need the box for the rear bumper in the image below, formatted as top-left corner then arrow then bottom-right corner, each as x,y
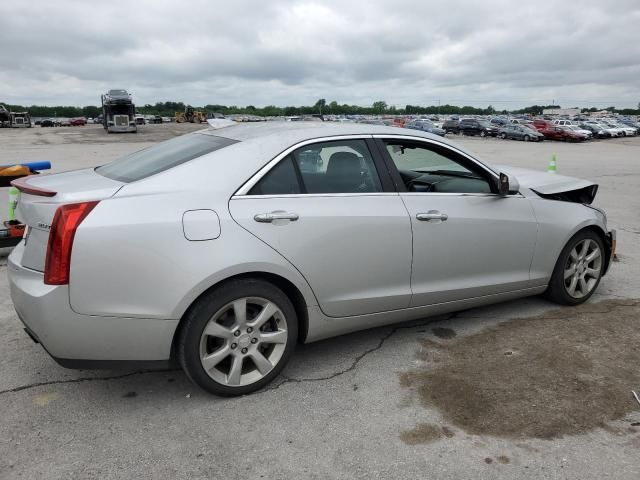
8,242 -> 178,366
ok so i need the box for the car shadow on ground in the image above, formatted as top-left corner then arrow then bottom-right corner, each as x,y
4,295 -> 565,403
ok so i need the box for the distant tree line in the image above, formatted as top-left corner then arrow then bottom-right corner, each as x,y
2,99 -> 639,118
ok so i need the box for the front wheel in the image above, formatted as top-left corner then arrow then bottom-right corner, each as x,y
523,135 -> 530,142
480,130 -> 486,137
178,278 -> 298,396
545,230 -> 605,305
501,132 -> 507,139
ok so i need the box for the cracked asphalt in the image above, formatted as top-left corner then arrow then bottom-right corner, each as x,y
1,126 -> 639,479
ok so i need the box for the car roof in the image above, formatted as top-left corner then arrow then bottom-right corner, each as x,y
197,121 -> 450,146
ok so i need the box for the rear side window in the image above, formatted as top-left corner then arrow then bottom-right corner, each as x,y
248,139 -> 383,195
96,133 -> 238,182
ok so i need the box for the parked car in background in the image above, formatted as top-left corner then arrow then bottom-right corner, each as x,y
552,119 -> 575,127
609,121 -> 637,136
490,117 -> 509,127
619,118 -> 640,132
532,119 -> 554,131
458,118 -> 498,137
9,122 -> 614,395
69,118 -> 86,126
578,123 -> 611,139
563,125 -> 593,139
405,119 -> 446,136
40,119 -> 58,127
499,124 -> 544,142
540,125 -> 586,142
584,121 -> 623,137
442,118 -> 460,134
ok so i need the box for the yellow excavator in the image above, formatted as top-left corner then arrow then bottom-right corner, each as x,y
175,106 -> 207,123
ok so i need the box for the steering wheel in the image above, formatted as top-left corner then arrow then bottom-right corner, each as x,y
407,178 -> 435,192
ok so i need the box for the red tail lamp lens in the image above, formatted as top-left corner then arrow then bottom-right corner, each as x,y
44,201 -> 99,285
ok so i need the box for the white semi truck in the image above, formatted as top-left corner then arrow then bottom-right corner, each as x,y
101,89 -> 137,133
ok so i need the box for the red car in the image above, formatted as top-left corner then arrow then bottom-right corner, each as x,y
532,119 -> 554,131
539,125 -> 585,142
69,117 -> 86,126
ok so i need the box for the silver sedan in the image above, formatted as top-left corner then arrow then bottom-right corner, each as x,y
8,123 -> 615,395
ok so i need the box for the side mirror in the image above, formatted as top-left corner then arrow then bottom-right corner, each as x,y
498,172 -> 519,196
498,172 -> 510,196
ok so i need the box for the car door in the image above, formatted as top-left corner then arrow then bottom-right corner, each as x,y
374,136 -> 538,306
229,137 -> 413,318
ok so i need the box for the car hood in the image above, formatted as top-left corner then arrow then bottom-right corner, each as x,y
494,165 -> 597,202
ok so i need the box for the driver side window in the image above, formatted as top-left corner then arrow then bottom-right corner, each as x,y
384,141 -> 493,194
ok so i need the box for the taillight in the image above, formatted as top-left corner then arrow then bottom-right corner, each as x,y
44,201 -> 99,285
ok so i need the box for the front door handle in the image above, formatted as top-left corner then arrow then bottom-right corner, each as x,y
254,211 -> 300,223
416,211 -> 448,222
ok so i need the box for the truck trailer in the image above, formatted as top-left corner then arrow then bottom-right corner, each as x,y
101,89 -> 137,133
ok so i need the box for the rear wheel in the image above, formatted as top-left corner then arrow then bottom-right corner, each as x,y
545,230 -> 605,305
178,279 -> 297,396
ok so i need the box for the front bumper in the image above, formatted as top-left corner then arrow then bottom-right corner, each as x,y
8,242 -> 178,367
604,229 -> 616,274
107,125 -> 137,133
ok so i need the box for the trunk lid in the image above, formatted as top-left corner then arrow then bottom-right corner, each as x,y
15,168 -> 124,271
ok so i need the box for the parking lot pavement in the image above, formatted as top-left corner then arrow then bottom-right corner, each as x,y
1,126 -> 639,479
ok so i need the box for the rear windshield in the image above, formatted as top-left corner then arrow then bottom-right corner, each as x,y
96,133 -> 238,182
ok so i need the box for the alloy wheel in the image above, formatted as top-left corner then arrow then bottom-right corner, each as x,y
199,297 -> 288,386
563,239 -> 602,299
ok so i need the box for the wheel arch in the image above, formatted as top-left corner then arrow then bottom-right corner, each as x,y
554,223 -> 611,277
170,271 -> 311,362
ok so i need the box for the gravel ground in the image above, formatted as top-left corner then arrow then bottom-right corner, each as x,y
0,124 -> 639,479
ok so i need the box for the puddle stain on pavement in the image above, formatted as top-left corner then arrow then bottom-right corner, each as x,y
400,423 -> 455,445
400,299 -> 640,440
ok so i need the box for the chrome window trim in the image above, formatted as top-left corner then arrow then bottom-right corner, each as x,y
233,132 -> 521,199
234,135 -> 380,196
231,192 -> 400,200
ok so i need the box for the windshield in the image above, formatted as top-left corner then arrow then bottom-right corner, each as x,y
108,89 -> 128,96
96,133 -> 238,182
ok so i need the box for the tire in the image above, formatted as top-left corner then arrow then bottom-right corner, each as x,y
545,230 -> 605,306
178,278 -> 298,396
524,135 -> 530,142
501,132 -> 507,140
480,130 -> 486,137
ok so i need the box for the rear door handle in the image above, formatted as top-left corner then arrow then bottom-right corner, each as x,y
254,211 -> 299,223
416,211 -> 448,222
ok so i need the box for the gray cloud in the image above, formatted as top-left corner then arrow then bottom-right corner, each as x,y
1,0 -> 639,108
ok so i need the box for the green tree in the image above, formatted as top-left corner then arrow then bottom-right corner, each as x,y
314,98 -> 326,114
372,100 -> 387,113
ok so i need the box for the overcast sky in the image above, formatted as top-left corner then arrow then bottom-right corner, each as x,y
1,0 -> 639,109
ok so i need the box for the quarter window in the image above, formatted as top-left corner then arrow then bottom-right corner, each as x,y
248,156 -> 301,195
